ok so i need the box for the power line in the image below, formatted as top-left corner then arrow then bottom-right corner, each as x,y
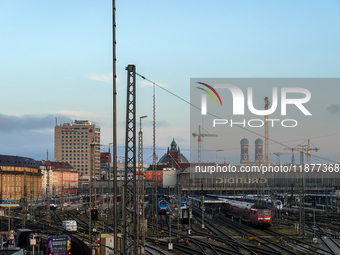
135,73 -> 319,152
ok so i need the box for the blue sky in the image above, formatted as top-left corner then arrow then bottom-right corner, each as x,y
0,1 -> 339,164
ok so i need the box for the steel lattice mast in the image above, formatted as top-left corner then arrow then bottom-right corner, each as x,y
138,116 -> 147,254
123,65 -> 137,254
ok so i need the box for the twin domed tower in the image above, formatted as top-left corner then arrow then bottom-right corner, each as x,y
240,138 -> 263,164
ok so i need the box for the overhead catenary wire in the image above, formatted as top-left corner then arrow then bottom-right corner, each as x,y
136,72 -> 340,164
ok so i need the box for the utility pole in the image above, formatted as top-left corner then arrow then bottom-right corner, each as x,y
177,182 -> 181,238
112,0 -> 118,252
30,171 -> 35,221
264,97 -> 270,165
138,115 -> 147,254
152,81 -> 158,238
46,165 -> 51,220
22,165 -> 27,228
201,192 -> 205,229
89,141 -> 95,247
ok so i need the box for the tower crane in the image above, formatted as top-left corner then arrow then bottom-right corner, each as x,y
284,140 -> 319,164
192,125 -> 217,163
271,152 -> 299,165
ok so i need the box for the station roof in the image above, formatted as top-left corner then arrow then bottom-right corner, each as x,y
188,196 -> 227,204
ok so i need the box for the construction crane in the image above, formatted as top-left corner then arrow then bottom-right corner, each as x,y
271,152 -> 298,165
192,125 -> 217,163
284,139 -> 319,164
264,97 -> 270,165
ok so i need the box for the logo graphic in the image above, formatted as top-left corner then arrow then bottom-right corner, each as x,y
196,81 -> 312,128
196,82 -> 222,115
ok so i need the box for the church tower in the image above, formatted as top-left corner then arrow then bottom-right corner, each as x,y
240,138 -> 249,163
255,138 -> 263,163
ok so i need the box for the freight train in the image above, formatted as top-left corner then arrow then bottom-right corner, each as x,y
221,199 -> 271,227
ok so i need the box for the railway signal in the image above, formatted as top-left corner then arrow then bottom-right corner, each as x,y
91,208 -> 98,220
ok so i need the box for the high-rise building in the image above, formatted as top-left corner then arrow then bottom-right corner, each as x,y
54,120 -> 100,179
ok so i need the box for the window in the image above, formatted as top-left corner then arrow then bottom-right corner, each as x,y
159,177 -> 161,180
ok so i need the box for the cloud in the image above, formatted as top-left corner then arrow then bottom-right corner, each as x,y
0,114 -> 72,132
326,104 -> 340,115
89,72 -> 113,84
140,80 -> 167,87
55,110 -> 107,120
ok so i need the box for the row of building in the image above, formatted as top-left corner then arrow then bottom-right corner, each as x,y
0,155 -> 78,202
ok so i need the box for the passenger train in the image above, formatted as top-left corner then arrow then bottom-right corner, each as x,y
244,195 -> 283,210
47,235 -> 71,255
158,200 -> 169,215
221,199 -> 272,227
181,196 -> 188,206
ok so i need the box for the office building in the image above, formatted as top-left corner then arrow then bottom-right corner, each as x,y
54,120 -> 100,179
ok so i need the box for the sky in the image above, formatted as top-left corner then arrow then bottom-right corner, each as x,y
0,0 -> 339,165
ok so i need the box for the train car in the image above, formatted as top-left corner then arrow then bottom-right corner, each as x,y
245,195 -> 283,210
221,199 -> 271,227
47,235 -> 71,255
62,220 -> 77,232
158,200 -> 169,215
180,206 -> 192,224
181,196 -> 188,206
50,204 -> 58,210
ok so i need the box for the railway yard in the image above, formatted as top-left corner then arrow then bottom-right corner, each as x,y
1,194 -> 340,254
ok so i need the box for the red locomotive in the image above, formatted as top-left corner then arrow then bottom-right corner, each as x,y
221,199 -> 271,227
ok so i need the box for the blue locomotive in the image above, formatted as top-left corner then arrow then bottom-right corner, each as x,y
181,196 -> 188,206
158,200 -> 169,215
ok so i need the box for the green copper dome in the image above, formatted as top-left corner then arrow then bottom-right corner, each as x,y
240,138 -> 249,145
